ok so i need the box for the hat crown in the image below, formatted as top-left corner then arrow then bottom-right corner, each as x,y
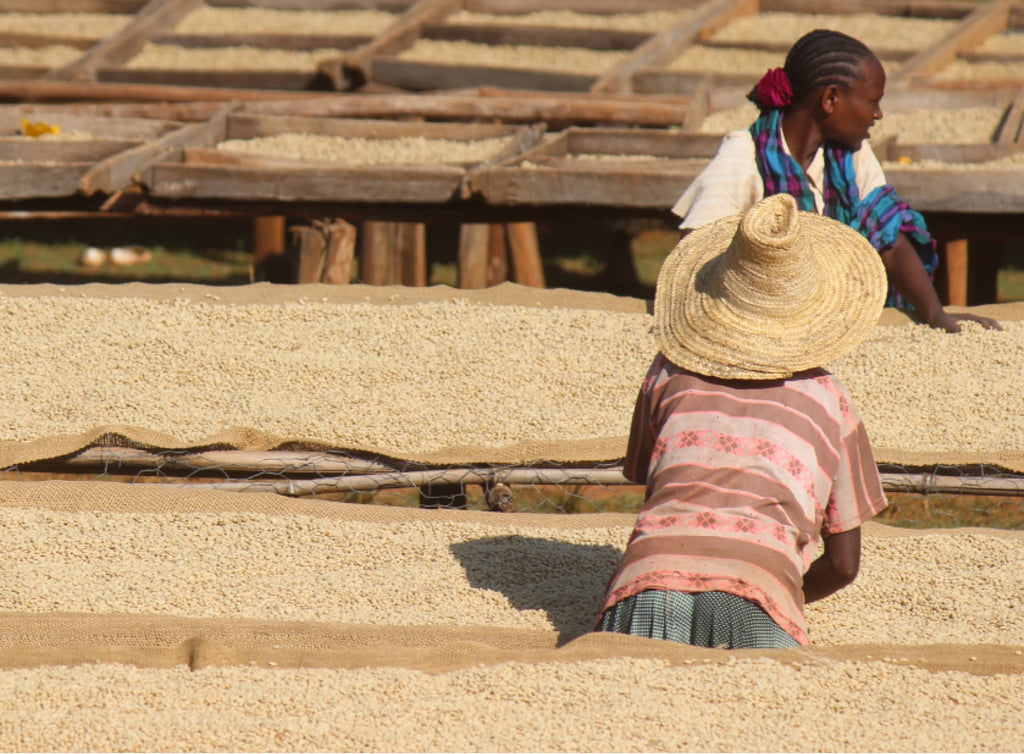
716,194 -> 818,318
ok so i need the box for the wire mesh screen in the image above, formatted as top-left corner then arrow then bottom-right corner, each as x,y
3,446 -> 1023,529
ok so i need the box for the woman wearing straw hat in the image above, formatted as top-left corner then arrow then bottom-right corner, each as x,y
595,193 -> 888,649
672,28 -> 999,334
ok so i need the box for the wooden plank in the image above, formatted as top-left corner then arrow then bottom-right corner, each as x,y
421,22 -> 649,50
367,56 -> 598,93
591,0 -> 759,93
291,225 -> 327,284
467,0 -> 700,12
141,162 -> 467,202
225,113 -> 518,140
0,111 -> 178,140
243,91 -> 693,128
889,143 -> 1024,163
0,0 -> 146,10
0,80 -> 336,105
461,122 -> 546,198
0,163 -> 90,198
881,86 -> 1016,111
97,68 -> 327,91
79,103 -> 237,195
458,222 -> 491,289
681,77 -> 710,132
0,34 -> 95,50
887,166 -> 1024,211
699,37 -> 916,62
0,140 -> 136,163
631,68 -> 750,96
890,0 -> 1013,87
0,66 -> 56,81
471,161 -> 706,207
47,0 -> 208,81
760,0 -> 977,18
996,87 -> 1024,144
507,221 -> 545,288
325,0 -> 463,89
960,50 -> 1024,63
149,33 -> 371,50
207,0 -> 411,9
919,77 -> 1024,92
565,127 -> 722,158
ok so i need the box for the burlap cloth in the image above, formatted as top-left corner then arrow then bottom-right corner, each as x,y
1,282 -> 1023,472
1,479 -> 1021,676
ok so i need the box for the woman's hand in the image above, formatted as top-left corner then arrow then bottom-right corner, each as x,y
926,310 -> 1003,334
880,235 -> 1003,333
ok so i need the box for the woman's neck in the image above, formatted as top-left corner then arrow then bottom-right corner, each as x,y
779,109 -> 823,171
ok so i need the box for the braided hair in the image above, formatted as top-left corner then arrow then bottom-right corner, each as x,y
748,29 -> 875,111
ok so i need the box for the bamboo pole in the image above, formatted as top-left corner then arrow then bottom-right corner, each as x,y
13,448 -> 1024,498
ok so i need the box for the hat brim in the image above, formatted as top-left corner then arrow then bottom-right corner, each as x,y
654,209 -> 887,380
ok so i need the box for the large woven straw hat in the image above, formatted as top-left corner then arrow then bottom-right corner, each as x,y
654,193 -> 887,380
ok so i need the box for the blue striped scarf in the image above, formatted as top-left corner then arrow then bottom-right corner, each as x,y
750,109 -> 937,308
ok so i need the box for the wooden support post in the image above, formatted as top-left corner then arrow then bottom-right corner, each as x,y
458,223 -> 491,289
360,220 -> 392,285
945,238 -> 969,307
507,222 -> 546,288
487,223 -> 509,287
290,225 -> 326,284
397,222 -> 428,287
320,219 -> 357,285
360,221 -> 426,285
252,215 -> 287,283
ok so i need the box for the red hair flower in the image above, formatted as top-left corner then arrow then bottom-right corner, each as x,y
756,67 -> 793,109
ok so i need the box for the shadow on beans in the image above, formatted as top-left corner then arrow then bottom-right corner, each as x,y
450,535 -> 623,644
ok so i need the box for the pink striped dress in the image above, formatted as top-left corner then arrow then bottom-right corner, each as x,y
602,354 -> 888,644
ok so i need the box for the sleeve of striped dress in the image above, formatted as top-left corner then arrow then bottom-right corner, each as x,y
823,410 -> 889,535
622,386 -> 655,485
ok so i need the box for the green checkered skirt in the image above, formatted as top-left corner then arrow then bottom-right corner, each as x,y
596,590 -> 799,650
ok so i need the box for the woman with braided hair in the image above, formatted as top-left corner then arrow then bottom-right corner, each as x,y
672,29 -> 1000,333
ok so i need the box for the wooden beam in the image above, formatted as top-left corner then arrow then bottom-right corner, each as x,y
0,0 -> 146,9
996,87 -> 1024,144
507,221 -> 545,288
359,220 -> 392,285
366,57 -> 597,93
245,91 -> 692,128
0,80 -> 335,105
761,0 -> 978,18
458,223 -> 491,289
79,101 -> 238,195
890,0 -> 1013,87
397,222 -> 428,287
252,215 -> 287,282
487,223 -> 509,286
590,0 -> 759,93
322,0 -> 463,89
47,0 -> 207,81
290,224 -> 327,284
320,219 -> 357,285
